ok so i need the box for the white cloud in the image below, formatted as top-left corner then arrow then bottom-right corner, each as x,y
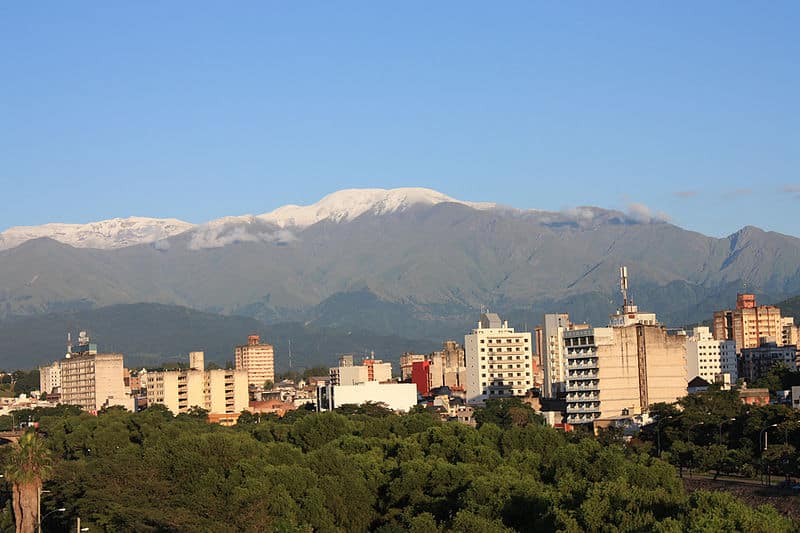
188,223 -> 297,250
626,203 -> 671,223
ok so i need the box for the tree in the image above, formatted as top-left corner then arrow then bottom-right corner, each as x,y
4,432 -> 51,533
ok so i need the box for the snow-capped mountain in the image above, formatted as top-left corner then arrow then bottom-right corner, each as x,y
0,217 -> 194,251
257,187 -> 497,228
0,188 -> 498,251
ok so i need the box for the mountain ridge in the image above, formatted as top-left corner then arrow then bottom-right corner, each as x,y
5,187 -> 793,252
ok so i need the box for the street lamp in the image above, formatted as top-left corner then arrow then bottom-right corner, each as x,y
759,423 -> 779,487
718,417 -> 736,445
759,423 -> 779,451
38,507 -> 65,532
656,415 -> 674,457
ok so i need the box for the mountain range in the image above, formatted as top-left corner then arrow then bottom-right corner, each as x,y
1,187 -> 799,369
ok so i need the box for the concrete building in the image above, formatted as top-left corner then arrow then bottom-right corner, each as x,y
782,317 -> 799,346
536,313 -> 577,399
740,338 -> 798,382
792,386 -> 800,411
435,340 -> 467,389
564,324 -> 688,425
713,294 -> 785,353
400,353 -> 426,381
317,380 -> 417,412
465,313 -> 534,404
146,351 -> 248,422
60,353 -> 131,412
235,335 -> 275,390
685,326 -> 738,383
329,355 -> 392,386
39,361 -> 61,395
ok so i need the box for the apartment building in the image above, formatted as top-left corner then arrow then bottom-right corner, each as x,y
329,355 -> 392,385
713,294 -> 784,353
536,313 -> 579,399
146,351 -> 248,422
60,353 -> 131,412
400,353 -> 426,381
740,339 -> 798,382
465,313 -> 533,404
685,326 -> 738,383
39,361 -> 61,394
564,324 -> 687,425
235,335 -> 275,389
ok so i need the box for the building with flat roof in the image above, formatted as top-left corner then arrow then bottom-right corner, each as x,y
146,351 -> 248,423
329,355 -> 392,386
235,335 -> 275,389
740,338 -> 798,382
60,352 -> 131,412
317,380 -> 417,412
39,361 -> 61,395
713,294 -> 785,353
685,326 -> 738,383
465,313 -> 533,404
564,323 -> 687,425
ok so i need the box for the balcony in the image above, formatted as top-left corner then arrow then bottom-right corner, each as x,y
567,381 -> 599,391
566,403 -> 600,414
567,359 -> 598,370
566,392 -> 599,401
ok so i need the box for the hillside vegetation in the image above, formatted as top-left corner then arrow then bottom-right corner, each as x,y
0,402 -> 794,532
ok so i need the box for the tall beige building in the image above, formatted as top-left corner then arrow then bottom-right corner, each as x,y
713,294 -> 784,353
235,335 -> 275,389
146,351 -> 248,422
60,353 -> 131,412
564,324 -> 687,425
39,361 -> 61,394
465,313 -> 534,404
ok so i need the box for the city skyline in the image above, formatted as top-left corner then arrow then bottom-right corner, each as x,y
2,3 -> 799,237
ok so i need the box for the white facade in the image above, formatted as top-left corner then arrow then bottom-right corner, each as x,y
792,386 -> 800,411
465,313 -> 533,404
685,326 -> 738,383
60,353 -> 132,412
317,381 -> 417,412
39,361 -> 61,394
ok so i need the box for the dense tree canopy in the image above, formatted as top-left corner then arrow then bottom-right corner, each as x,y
0,401 -> 794,532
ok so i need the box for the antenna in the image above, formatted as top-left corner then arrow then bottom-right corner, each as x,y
288,339 -> 293,369
620,266 -> 629,308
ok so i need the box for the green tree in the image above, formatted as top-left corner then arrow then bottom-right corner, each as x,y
4,432 -> 51,533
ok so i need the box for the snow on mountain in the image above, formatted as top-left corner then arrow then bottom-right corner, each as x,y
0,217 -> 194,251
0,188 -> 499,251
258,187 -> 497,228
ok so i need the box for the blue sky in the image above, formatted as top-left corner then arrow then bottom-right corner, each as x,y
1,2 -> 798,237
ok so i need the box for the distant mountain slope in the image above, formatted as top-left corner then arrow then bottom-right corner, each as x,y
0,188 -> 799,330
0,217 -> 192,251
774,295 -> 800,320
0,303 -> 439,371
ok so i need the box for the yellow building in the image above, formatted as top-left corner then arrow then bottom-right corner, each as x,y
235,335 -> 275,389
146,351 -> 248,423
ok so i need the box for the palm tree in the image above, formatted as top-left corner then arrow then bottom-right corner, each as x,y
4,432 -> 51,533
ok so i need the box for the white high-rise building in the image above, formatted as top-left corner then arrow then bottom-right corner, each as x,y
465,313 -> 533,404
685,326 -> 738,384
